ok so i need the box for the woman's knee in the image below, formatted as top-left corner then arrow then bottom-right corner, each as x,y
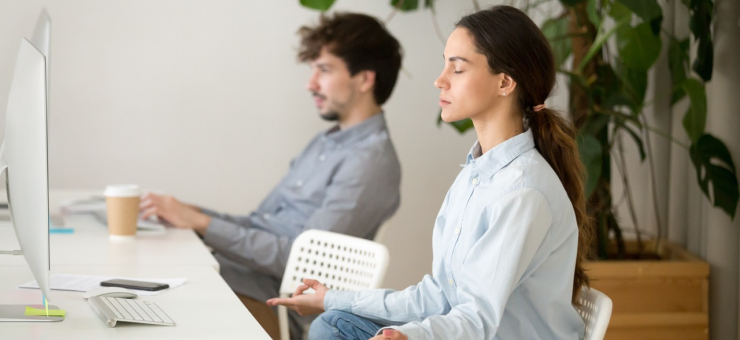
308,311 -> 344,340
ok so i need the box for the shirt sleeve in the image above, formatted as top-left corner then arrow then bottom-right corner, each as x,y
382,188 -> 553,339
323,273 -> 452,325
201,148 -> 401,278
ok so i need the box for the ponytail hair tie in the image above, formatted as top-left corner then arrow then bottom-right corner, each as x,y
533,104 -> 546,112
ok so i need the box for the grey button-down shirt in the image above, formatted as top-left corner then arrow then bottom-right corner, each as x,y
201,113 -> 401,304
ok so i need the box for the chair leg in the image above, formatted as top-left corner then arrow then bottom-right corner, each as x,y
278,302 -> 290,340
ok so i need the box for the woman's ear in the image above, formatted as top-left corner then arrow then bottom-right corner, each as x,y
499,73 -> 517,96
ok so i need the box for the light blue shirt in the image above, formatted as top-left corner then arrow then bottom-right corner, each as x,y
324,129 -> 585,339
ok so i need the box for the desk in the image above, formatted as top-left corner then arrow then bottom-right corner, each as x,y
0,215 -> 219,269
0,195 -> 271,339
1,265 -> 267,339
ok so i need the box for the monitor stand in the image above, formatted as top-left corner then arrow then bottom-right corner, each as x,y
0,304 -> 63,322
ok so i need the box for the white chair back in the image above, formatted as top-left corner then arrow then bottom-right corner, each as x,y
278,229 -> 389,340
575,287 -> 613,340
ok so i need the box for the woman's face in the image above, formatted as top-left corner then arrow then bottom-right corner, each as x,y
435,28 -> 505,123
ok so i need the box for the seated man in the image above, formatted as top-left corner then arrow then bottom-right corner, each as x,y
139,12 -> 403,340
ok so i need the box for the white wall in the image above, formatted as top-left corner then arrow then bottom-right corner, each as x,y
0,0 -> 567,290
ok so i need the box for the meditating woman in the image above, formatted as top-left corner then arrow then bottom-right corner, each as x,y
268,5 -> 591,339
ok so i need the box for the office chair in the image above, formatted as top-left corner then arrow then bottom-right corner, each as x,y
576,287 -> 613,340
277,229 -> 389,340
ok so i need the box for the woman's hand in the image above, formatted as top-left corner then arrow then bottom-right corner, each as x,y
139,193 -> 211,233
368,329 -> 408,340
266,279 -> 328,316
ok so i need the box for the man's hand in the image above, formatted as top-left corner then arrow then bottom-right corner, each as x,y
368,329 -> 408,340
266,279 -> 329,316
139,193 -> 211,234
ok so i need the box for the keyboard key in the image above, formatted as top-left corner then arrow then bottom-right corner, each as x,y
145,301 -> 174,324
127,300 -> 153,322
107,297 -> 134,320
101,298 -> 123,319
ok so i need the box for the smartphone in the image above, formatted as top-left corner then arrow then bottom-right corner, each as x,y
100,279 -> 169,291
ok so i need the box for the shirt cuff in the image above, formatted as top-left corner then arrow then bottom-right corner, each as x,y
376,324 -> 421,338
323,290 -> 356,312
202,217 -> 241,250
198,207 -> 221,218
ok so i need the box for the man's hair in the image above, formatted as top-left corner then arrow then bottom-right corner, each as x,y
298,13 -> 403,105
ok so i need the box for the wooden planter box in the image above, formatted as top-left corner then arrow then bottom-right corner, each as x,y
584,240 -> 710,340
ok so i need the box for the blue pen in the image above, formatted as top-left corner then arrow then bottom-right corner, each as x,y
49,228 -> 74,234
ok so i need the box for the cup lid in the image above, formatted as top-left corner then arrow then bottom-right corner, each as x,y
104,184 -> 140,197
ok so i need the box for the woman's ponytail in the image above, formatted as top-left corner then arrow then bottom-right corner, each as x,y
527,107 -> 592,303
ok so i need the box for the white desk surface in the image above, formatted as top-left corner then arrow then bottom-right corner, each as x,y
0,265 -> 270,339
0,215 -> 219,270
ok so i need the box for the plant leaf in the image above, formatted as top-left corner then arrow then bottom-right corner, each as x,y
668,37 -> 690,88
616,0 -> 663,34
578,133 -> 603,197
299,0 -> 336,11
681,78 -> 707,143
437,110 -> 474,134
578,15 -> 630,70
587,0 -> 601,27
617,22 -> 662,71
391,0 -> 419,11
541,16 -> 572,66
685,0 -> 714,81
690,134 -> 739,218
560,0 -> 588,7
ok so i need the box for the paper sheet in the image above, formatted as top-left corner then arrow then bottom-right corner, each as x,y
19,274 -> 186,296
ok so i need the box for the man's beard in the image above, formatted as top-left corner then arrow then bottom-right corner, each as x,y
320,110 -> 340,121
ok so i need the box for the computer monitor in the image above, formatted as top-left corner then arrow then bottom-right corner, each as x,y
30,9 -> 51,119
0,38 -> 58,322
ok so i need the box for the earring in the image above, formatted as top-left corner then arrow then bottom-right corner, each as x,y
503,92 -> 507,96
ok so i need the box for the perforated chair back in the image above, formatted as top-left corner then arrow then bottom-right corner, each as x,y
575,287 -> 613,340
278,229 -> 389,340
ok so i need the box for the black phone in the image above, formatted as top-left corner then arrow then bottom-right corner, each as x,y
100,279 -> 169,291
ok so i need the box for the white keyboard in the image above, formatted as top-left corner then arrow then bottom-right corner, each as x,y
88,296 -> 175,327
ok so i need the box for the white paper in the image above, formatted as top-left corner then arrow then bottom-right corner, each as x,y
19,274 -> 186,296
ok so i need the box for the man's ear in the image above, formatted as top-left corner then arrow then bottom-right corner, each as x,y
357,70 -> 376,93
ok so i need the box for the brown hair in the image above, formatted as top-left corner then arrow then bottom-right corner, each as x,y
457,6 -> 592,304
297,12 -> 403,105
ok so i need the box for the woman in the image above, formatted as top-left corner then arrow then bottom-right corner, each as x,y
267,5 -> 591,340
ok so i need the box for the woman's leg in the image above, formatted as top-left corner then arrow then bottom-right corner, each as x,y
308,310 -> 384,340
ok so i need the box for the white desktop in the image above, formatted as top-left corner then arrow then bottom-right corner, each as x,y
0,37 -> 54,321
0,10 -> 270,338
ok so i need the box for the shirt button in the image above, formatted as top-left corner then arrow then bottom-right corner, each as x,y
296,180 -> 303,187
319,155 -> 326,162
448,278 -> 454,286
263,214 -> 271,220
454,228 -> 460,235
471,178 -> 479,185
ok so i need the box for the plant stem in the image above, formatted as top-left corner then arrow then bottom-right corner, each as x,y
429,8 -> 447,45
640,113 -> 666,253
613,133 -> 644,256
384,0 -> 406,23
645,125 -> 690,150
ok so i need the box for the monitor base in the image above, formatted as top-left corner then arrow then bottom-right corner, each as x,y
0,304 -> 63,322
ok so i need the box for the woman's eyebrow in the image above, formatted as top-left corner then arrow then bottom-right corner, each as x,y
447,55 -> 469,62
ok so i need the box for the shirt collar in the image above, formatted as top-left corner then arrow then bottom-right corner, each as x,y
323,112 -> 387,147
465,128 -> 536,178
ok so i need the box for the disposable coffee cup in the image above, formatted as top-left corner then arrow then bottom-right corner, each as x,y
104,185 -> 140,241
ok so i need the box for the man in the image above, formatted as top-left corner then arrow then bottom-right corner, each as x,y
139,12 -> 403,339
